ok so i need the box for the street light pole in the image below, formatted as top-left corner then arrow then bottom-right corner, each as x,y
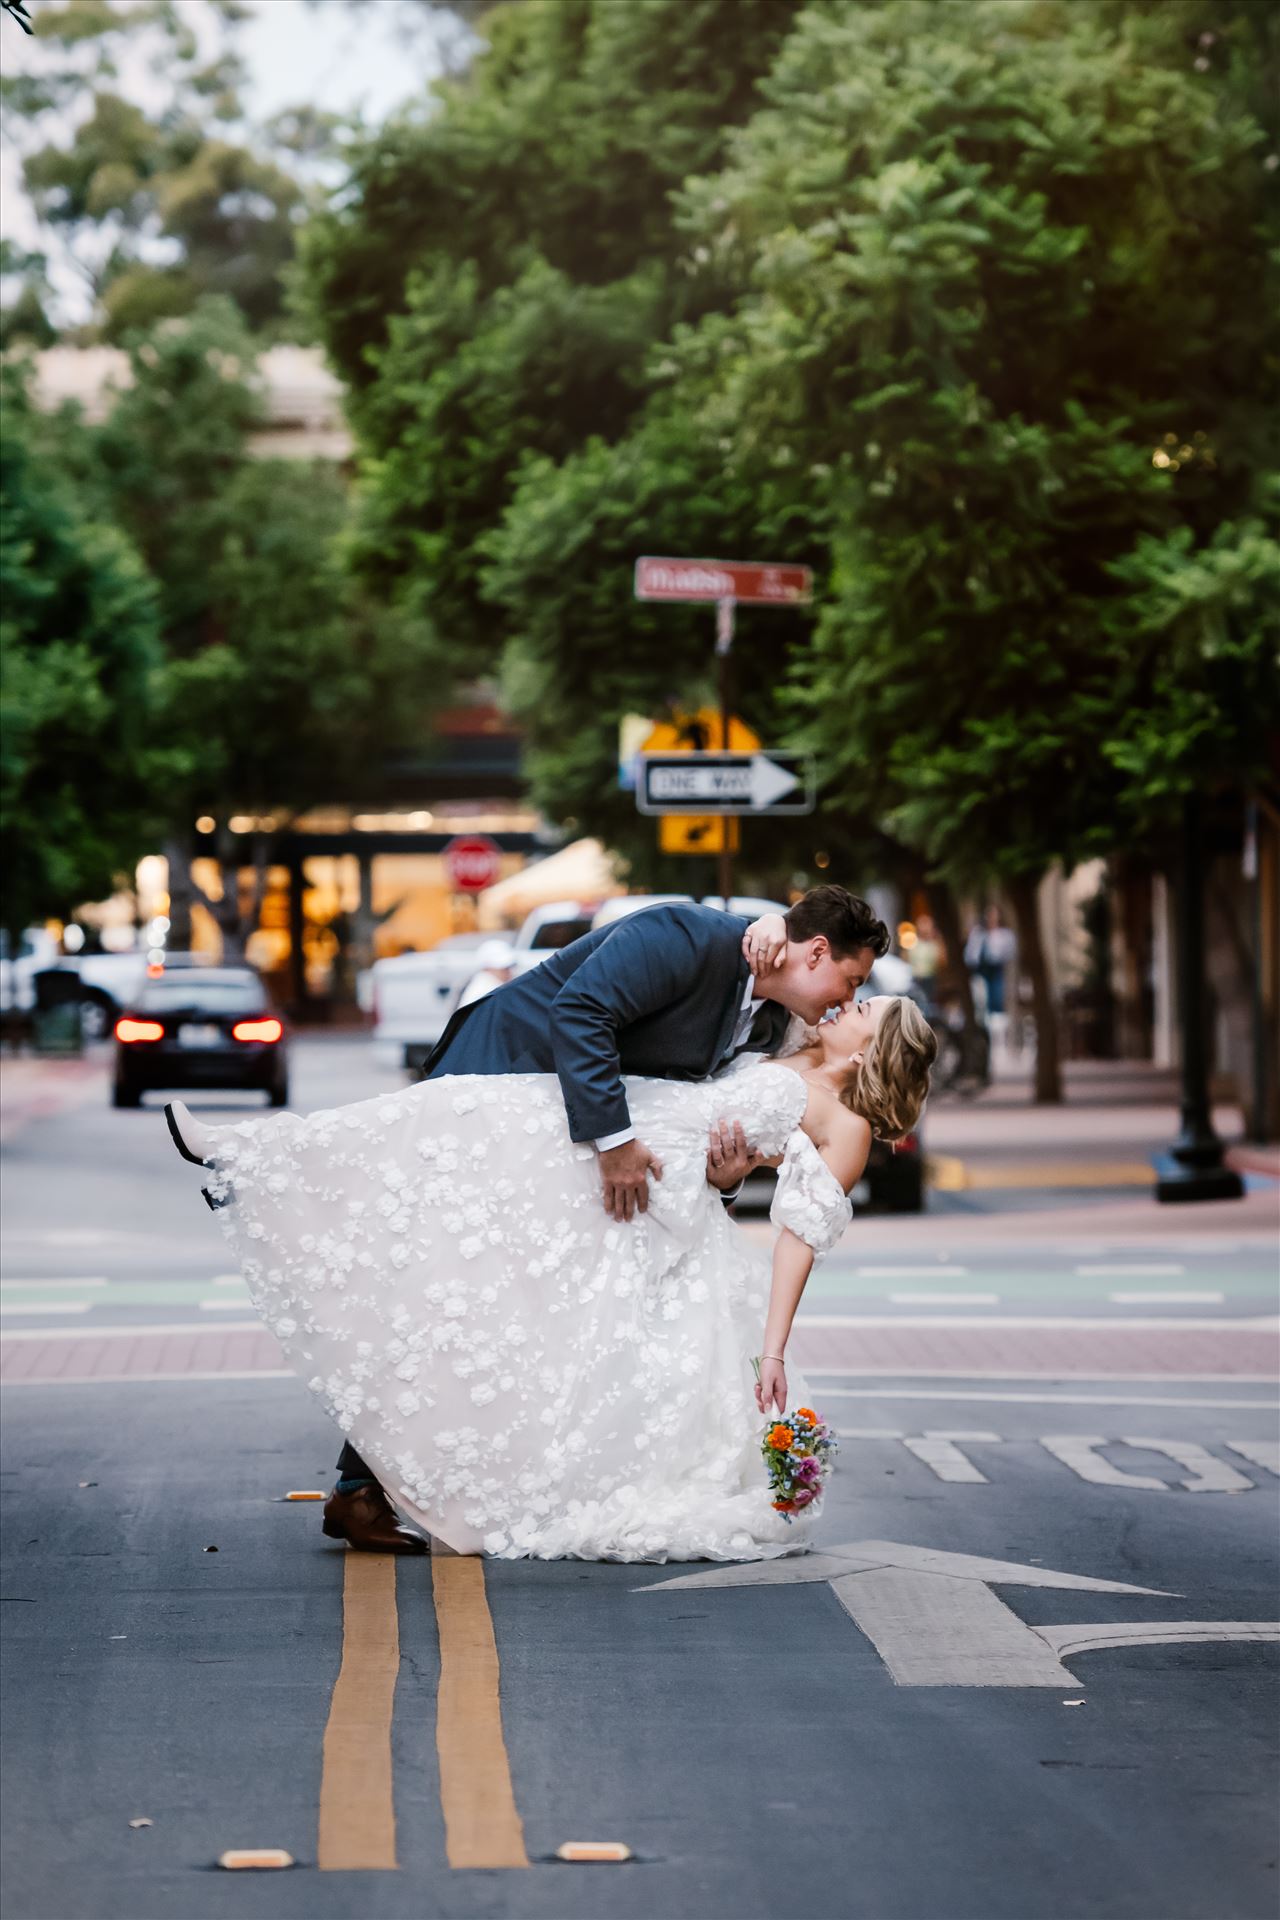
716,597 -> 734,903
1154,793 -> 1244,1203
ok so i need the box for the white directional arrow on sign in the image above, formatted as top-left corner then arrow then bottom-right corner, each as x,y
636,751 -> 813,816
639,1540 -> 1280,1688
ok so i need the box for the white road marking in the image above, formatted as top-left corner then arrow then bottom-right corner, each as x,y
1039,1434 -> 1168,1491
0,1320 -> 262,1340
1034,1621 -> 1279,1661
1037,1433 -> 1253,1493
643,1542 -> 1163,1688
0,1301 -> 92,1315
1224,1438 -> 1280,1476
854,1265 -> 970,1278
900,1433 -> 1001,1483
1120,1436 -> 1254,1494
0,1278 -> 108,1288
1,1370 -> 295,1385
889,1292 -> 1000,1306
1078,1263 -> 1186,1277
1108,1291 -> 1224,1305
796,1314 -> 1277,1330
813,1385 -> 1280,1409
802,1369 -> 1280,1384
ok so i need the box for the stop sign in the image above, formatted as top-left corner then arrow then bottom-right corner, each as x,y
443,834 -> 502,893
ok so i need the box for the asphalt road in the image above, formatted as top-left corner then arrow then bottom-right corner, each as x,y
2,1037 -> 1277,1920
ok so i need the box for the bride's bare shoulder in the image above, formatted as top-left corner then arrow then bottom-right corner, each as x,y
802,1087 -> 871,1192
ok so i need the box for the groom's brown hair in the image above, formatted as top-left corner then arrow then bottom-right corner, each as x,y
786,886 -> 890,959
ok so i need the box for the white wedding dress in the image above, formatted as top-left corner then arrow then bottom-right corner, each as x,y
205,1057 -> 852,1562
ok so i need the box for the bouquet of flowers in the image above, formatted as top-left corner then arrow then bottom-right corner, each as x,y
757,1390 -> 838,1518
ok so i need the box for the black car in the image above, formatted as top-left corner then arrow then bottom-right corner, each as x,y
112,966 -> 288,1108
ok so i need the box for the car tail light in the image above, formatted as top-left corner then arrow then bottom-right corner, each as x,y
232,1017 -> 283,1043
116,1018 -> 164,1042
894,1133 -> 918,1155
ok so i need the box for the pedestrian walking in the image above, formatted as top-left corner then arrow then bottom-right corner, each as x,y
965,905 -> 1017,1016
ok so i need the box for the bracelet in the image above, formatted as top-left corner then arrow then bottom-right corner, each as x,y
761,1353 -> 786,1363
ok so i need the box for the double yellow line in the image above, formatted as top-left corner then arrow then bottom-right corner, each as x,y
317,1546 -> 529,1871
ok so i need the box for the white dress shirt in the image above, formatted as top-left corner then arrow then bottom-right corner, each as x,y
595,974 -> 765,1152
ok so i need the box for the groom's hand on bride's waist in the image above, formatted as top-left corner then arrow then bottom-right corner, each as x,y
706,1119 -> 784,1193
598,1139 -> 663,1222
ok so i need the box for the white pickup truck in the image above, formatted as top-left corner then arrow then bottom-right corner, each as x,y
367,894 -> 786,1074
0,929 -> 153,1039
369,901 -> 601,1071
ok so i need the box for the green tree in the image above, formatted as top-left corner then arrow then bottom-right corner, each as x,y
70,300 -> 422,955
666,0 -> 1278,1097
7,0 -> 310,339
0,370 -> 174,939
303,0 -> 802,652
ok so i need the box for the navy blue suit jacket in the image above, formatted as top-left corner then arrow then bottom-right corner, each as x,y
422,903 -> 790,1143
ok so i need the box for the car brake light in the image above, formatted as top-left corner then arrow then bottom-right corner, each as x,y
232,1017 -> 283,1043
116,1018 -> 164,1042
146,962 -> 164,977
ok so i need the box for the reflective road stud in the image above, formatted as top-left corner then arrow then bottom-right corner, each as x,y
556,1842 -> 635,1863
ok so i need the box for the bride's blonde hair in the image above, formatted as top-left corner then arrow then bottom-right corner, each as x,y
842,997 -> 937,1142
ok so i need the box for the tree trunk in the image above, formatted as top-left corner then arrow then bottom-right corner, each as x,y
1008,873 -> 1061,1104
929,878 -> 977,1029
164,835 -> 196,952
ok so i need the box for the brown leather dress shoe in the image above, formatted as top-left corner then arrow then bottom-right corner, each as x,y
322,1482 -> 430,1554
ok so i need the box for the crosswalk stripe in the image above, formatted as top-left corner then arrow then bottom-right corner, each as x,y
889,1292 -> 999,1306
1078,1263 -> 1186,1277
1109,1291 -> 1224,1305
0,1301 -> 92,1315
0,1278 -> 108,1288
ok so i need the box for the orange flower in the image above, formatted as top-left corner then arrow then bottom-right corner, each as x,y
773,1498 -> 796,1513
767,1424 -> 795,1451
796,1407 -> 817,1423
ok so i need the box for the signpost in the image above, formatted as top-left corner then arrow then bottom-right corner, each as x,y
637,751 -> 814,816
634,557 -> 813,607
634,555 -> 814,894
443,835 -> 502,894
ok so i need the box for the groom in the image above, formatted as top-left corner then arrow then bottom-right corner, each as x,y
324,884 -> 889,1551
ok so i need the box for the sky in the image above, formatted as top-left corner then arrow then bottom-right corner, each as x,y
1,0 -> 466,322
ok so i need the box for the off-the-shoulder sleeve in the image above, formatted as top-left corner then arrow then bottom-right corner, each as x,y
769,1130 -> 853,1258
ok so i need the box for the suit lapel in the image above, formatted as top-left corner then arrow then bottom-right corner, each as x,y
707,954 -> 751,1072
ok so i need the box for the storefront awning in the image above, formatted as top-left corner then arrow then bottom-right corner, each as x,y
478,839 -> 627,928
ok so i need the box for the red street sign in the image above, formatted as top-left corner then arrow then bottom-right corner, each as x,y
634,556 -> 813,606
443,834 -> 502,893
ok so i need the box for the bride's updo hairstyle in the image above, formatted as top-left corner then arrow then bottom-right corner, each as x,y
842,997 -> 937,1143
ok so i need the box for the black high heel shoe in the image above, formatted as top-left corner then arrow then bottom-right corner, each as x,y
164,1101 -> 208,1166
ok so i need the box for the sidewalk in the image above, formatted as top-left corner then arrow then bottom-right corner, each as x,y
925,1056 -> 1270,1189
0,1049 -> 109,1145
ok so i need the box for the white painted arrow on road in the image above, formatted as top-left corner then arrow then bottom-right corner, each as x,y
640,1541 -> 1280,1688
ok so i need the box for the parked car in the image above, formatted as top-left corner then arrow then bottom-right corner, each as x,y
591,893 -> 788,931
369,933 -> 492,1072
112,966 -> 288,1108
370,903 -> 604,1072
1,928 -> 156,1040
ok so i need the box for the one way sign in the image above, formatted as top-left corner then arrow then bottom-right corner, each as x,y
637,751 -> 814,817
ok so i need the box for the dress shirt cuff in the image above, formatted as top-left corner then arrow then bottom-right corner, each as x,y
595,1127 -> 636,1152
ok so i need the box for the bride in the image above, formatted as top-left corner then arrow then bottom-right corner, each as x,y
177,993 -> 934,1562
